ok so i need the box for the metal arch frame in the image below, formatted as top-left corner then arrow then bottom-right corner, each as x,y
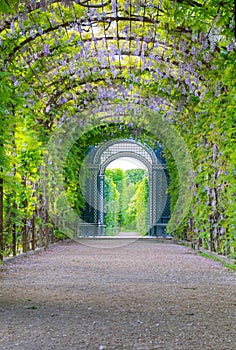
93,138 -> 158,165
100,151 -> 152,174
99,151 -> 153,234
80,138 -> 169,236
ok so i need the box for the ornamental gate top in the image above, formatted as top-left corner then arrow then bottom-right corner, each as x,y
88,139 -> 165,170
80,138 -> 170,237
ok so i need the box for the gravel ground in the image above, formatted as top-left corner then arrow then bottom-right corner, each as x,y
0,239 -> 235,350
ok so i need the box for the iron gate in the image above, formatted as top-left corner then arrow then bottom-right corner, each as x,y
79,139 -> 170,236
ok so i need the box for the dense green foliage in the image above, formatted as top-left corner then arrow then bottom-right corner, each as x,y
125,175 -> 149,234
104,173 -> 120,235
104,169 -> 148,235
0,0 -> 235,258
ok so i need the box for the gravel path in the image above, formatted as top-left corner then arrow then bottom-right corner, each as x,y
0,240 -> 235,350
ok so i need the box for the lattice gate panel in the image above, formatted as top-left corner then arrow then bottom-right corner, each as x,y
79,139 -> 171,237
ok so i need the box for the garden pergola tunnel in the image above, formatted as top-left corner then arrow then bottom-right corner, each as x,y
1,0 -> 223,120
0,0 -> 235,258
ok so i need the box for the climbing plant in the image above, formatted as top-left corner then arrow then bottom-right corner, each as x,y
0,0 -> 235,258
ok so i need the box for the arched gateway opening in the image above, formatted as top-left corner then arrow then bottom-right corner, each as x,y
79,139 -> 171,237
105,157 -> 148,235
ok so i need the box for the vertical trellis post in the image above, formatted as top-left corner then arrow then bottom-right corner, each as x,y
22,176 -> 28,253
98,173 -> 105,235
44,209 -> 49,249
31,211 -> 36,250
0,178 -> 3,260
12,201 -> 17,256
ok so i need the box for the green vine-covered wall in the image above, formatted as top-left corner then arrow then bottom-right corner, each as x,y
0,0 -> 235,259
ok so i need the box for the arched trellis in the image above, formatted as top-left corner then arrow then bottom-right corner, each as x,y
0,0 -> 232,129
79,139 -> 170,236
0,0 -> 235,259
94,138 -> 157,165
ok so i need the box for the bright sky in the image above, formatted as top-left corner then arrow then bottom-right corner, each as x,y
107,157 -> 147,170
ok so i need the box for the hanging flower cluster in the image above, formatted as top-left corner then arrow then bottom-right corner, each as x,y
0,0 -> 234,126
